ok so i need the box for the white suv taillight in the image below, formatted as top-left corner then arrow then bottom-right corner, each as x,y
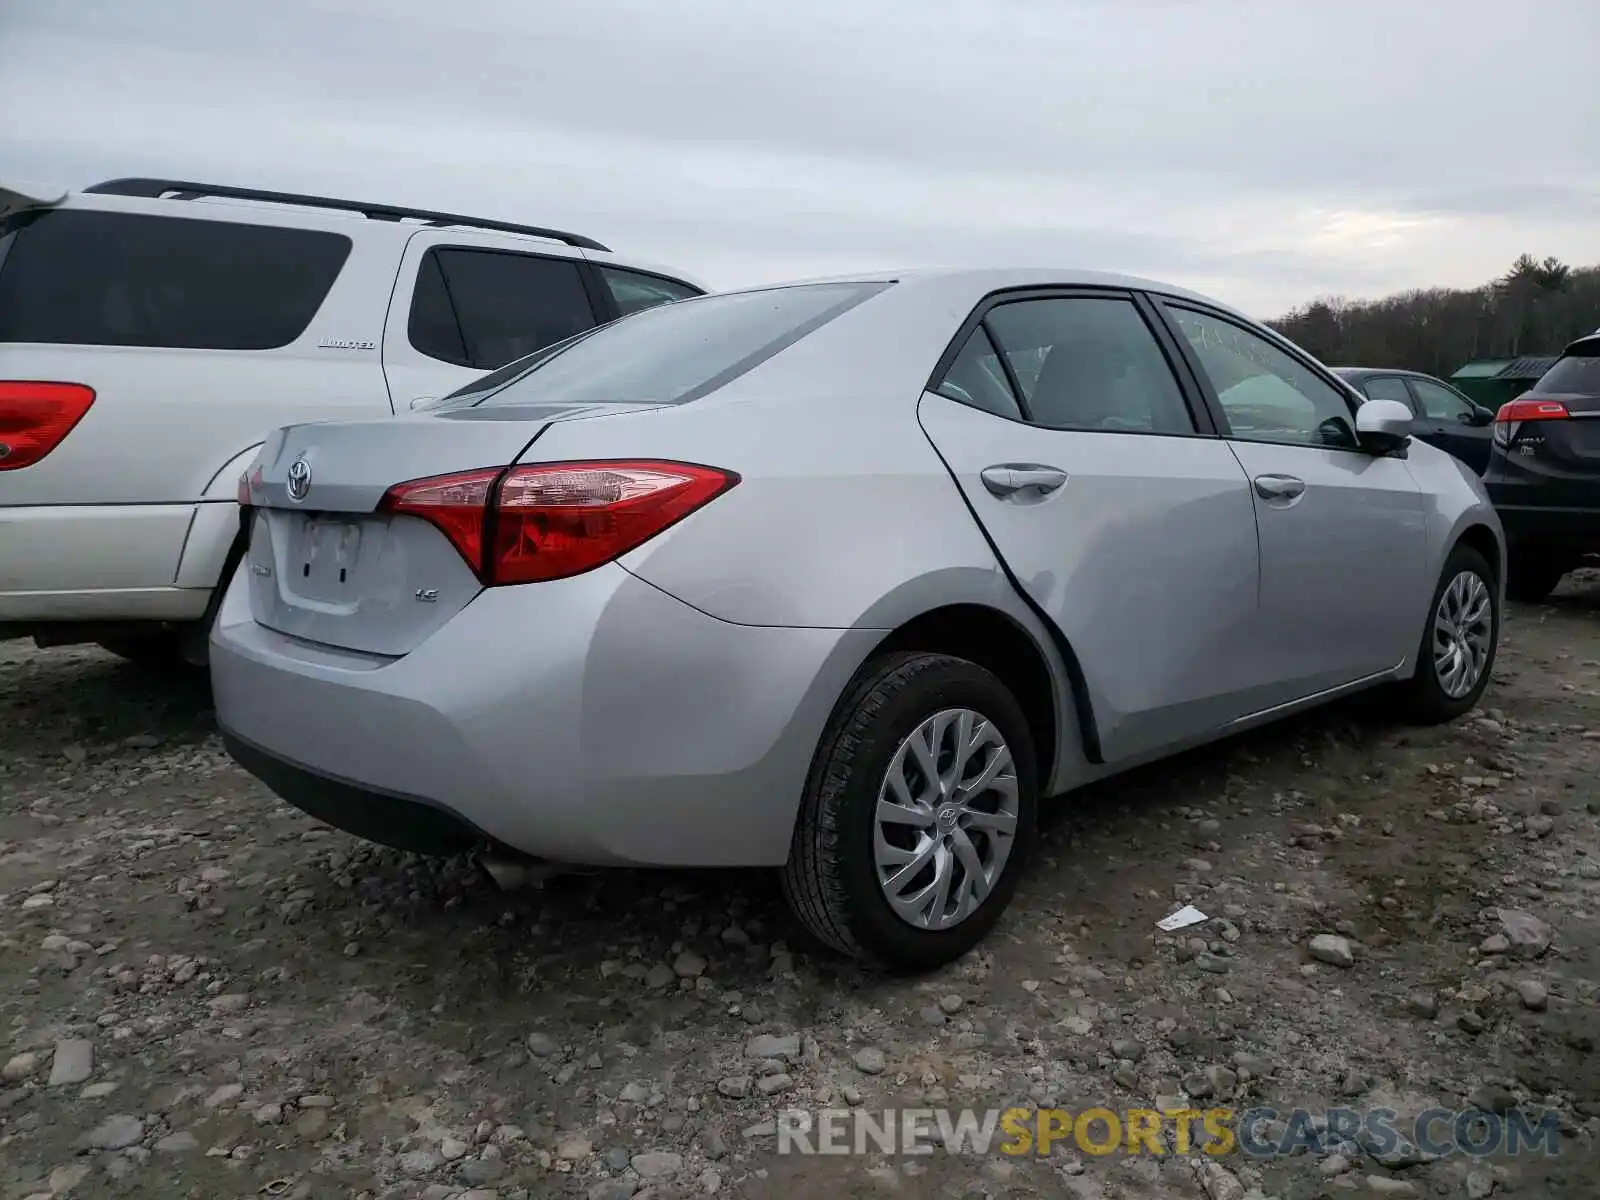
0,382 -> 96,470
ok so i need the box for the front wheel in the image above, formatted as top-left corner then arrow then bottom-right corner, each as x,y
1395,544 -> 1499,724
780,652 -> 1038,972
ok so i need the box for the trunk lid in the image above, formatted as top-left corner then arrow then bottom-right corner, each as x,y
245,403 -> 648,655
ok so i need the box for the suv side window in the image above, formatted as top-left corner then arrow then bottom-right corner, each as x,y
1168,306 -> 1357,449
407,248 -> 598,370
407,251 -> 469,365
982,297 -> 1195,434
1409,377 -> 1476,422
0,210 -> 351,350
599,267 -> 701,316
1363,376 -> 1415,409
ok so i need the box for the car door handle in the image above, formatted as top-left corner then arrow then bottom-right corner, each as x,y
1253,474 -> 1306,501
980,464 -> 1069,498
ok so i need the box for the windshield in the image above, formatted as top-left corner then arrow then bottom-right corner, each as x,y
434,280 -> 890,410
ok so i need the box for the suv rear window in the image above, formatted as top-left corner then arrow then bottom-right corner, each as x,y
438,280 -> 889,410
1534,339 -> 1600,396
0,210 -> 352,350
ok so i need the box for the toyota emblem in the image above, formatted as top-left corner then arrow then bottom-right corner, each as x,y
286,458 -> 313,502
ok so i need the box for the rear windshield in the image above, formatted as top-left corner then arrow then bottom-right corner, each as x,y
0,209 -> 352,350
436,280 -> 890,409
1534,340 -> 1600,396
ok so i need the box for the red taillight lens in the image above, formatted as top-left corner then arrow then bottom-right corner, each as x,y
237,465 -> 263,506
0,382 -> 96,471
1494,398 -> 1569,423
492,461 -> 739,584
1493,397 -> 1569,446
378,467 -> 503,572
378,460 -> 739,586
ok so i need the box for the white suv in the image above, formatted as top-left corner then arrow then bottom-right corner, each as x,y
0,176 -> 706,665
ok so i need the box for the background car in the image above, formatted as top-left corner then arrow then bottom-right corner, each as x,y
1333,367 -> 1497,472
0,176 -> 704,667
1482,331 -> 1600,601
211,268 -> 1503,971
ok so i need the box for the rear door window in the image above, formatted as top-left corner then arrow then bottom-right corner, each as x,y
407,248 -> 598,371
599,267 -> 702,316
982,297 -> 1196,434
0,210 -> 351,350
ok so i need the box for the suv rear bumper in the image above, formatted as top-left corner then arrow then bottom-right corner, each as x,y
1489,500 -> 1600,554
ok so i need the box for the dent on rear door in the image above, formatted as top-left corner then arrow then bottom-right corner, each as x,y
917,394 -> 1264,763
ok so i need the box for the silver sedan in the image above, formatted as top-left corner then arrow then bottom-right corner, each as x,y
212,269 -> 1503,970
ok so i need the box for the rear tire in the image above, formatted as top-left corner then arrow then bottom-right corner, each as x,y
780,651 -> 1038,972
1504,552 -> 1566,603
95,537 -> 247,672
1395,544 -> 1498,724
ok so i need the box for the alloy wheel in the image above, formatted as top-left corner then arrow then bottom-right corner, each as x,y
873,708 -> 1020,930
1432,570 -> 1493,699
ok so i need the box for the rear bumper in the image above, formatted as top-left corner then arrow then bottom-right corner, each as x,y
0,502 -> 210,621
1489,499 -> 1600,553
221,728 -> 498,855
210,563 -> 879,867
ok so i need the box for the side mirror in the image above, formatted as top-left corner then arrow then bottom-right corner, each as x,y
1468,405 -> 1495,426
1355,398 -> 1412,454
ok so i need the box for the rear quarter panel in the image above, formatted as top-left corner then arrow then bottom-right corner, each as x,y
513,278 -> 1001,632
510,283 -> 1092,789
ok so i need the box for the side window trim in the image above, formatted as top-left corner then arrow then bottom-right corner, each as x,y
1149,296 -> 1364,452
1132,291 -> 1218,436
429,249 -> 471,366
980,318 -> 1029,416
577,261 -> 620,324
924,285 -> 1217,437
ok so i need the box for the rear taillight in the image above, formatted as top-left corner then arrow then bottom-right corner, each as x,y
1493,397 -> 1568,446
1496,398 -> 1569,423
237,465 -> 263,506
380,460 -> 739,586
0,382 -> 96,470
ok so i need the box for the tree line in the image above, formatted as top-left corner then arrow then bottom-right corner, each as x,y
1268,256 -> 1600,376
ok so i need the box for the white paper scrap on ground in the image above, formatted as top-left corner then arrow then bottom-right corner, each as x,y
1156,905 -> 1208,932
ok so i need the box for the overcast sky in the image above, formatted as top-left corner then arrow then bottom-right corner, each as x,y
3,0 -> 1597,317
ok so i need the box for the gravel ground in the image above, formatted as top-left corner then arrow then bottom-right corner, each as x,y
3,578 -> 1599,1200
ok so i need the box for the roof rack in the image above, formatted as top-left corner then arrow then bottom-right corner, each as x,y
82,177 -> 610,252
